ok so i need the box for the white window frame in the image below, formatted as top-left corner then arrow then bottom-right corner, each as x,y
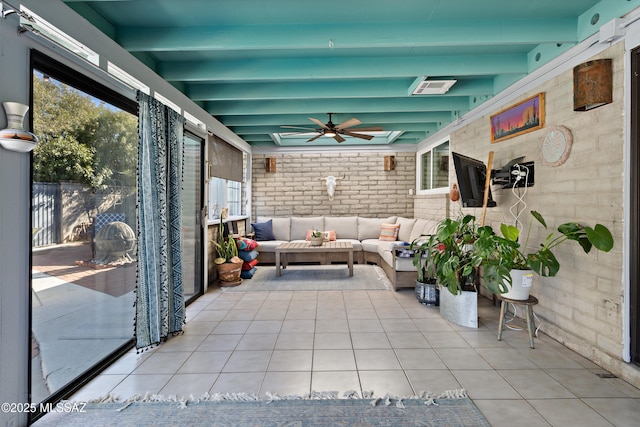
416,136 -> 450,195
207,177 -> 243,222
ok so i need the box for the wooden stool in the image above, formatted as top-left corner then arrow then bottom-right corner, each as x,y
497,294 -> 539,349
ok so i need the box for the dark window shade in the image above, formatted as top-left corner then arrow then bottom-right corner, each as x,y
209,136 -> 243,182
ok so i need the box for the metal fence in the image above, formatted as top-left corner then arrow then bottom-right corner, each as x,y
32,182 -> 61,247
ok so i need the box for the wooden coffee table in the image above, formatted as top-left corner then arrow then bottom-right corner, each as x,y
275,241 -> 354,277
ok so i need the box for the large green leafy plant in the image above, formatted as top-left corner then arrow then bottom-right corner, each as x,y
410,215 -> 482,295
475,211 -> 614,294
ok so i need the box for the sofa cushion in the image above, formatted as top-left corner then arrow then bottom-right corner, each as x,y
379,223 -> 400,241
357,216 -> 397,240
409,218 -> 439,243
396,217 -> 417,242
378,242 -> 395,266
258,217 -> 291,241
253,240 -> 288,253
252,219 -> 276,241
290,217 -> 324,240
361,238 -> 383,253
324,216 -> 358,240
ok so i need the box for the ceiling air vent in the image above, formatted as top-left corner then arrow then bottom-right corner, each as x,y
410,78 -> 457,95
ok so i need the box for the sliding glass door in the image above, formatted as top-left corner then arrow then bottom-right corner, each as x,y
30,52 -> 137,407
182,133 -> 204,302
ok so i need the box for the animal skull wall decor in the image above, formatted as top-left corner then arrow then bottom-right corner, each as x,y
319,175 -> 345,200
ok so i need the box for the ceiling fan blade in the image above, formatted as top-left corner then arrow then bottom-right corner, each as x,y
335,118 -> 362,130
333,134 -> 346,143
341,131 -> 374,140
309,117 -> 329,129
348,126 -> 383,132
306,134 -> 323,142
281,125 -> 319,131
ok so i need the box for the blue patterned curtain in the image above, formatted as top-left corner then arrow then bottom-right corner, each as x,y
135,91 -> 185,350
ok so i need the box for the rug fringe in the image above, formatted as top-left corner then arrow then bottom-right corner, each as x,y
82,389 -> 468,410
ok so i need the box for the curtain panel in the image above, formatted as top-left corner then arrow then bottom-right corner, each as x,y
135,91 -> 185,350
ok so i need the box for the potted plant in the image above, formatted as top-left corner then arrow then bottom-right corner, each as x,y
425,214 -> 482,295
409,236 -> 439,306
213,208 -> 244,284
310,229 -> 324,246
411,215 -> 483,327
474,211 -> 614,300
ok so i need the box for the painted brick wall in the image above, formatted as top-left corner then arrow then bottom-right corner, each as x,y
449,42 -> 629,381
252,152 -> 415,218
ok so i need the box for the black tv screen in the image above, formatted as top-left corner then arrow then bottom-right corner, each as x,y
452,152 -> 496,208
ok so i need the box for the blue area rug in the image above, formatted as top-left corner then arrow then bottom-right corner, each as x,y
222,264 -> 392,292
34,391 -> 490,426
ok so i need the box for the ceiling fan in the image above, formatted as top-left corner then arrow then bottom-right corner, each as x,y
281,113 -> 383,143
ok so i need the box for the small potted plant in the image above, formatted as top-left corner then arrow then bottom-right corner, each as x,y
474,211 -> 614,300
310,229 -> 324,246
213,208 -> 244,284
409,235 -> 439,306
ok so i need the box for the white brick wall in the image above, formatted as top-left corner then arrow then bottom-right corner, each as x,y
252,152 -> 415,218
448,42 -> 628,379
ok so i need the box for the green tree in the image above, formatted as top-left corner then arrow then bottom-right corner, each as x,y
32,134 -> 95,183
32,74 -> 138,186
89,109 -> 138,187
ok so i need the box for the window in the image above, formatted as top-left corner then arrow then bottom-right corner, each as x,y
208,177 -> 242,220
417,137 -> 450,194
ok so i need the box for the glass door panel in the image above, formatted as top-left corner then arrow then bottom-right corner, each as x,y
182,133 -> 204,301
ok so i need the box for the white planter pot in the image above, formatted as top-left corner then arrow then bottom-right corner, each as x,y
439,287 -> 478,328
502,269 -> 534,300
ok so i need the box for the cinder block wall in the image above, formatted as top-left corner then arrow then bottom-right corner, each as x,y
251,152 -> 415,218
449,42 -> 631,383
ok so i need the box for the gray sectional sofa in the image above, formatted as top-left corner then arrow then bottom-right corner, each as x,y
252,216 -> 438,290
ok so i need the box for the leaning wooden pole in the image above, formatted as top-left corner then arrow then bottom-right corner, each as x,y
480,151 -> 494,227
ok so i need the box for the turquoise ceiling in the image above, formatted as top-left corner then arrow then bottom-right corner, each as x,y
64,0 -> 640,147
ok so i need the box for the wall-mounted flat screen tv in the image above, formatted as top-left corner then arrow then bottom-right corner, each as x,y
452,152 -> 496,208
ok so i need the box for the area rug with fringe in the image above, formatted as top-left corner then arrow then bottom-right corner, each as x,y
33,390 -> 490,427
222,264 -> 392,292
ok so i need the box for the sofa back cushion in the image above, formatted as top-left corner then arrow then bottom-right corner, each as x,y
409,218 -> 440,243
290,217 -> 324,240
257,217 -> 291,241
357,216 -> 397,240
395,217 -> 417,242
324,216 -> 358,240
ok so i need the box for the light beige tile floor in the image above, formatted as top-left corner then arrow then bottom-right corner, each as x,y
71,286 -> 640,426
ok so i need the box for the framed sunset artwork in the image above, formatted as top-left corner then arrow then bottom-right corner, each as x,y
490,93 -> 545,143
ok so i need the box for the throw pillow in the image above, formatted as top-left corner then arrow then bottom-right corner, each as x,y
242,258 -> 259,270
252,220 -> 275,241
322,230 -> 337,241
379,223 -> 400,241
305,229 -> 337,241
237,249 -> 259,262
236,238 -> 259,251
241,267 -> 257,279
